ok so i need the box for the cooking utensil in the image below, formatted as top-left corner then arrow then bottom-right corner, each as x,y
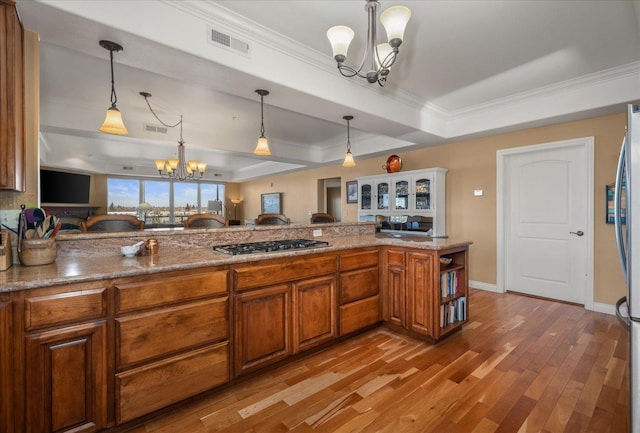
33,208 -> 46,231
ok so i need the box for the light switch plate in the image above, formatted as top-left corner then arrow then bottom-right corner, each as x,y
313,229 -> 322,237
474,190 -> 484,197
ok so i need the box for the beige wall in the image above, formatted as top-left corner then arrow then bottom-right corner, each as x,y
241,112 -> 627,305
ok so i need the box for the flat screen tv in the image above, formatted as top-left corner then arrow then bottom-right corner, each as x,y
40,169 -> 91,204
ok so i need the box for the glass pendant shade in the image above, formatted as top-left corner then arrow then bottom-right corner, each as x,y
254,136 -> 271,156
99,107 -> 128,135
343,150 -> 356,168
154,160 -> 166,171
376,43 -> 394,69
380,5 -> 411,44
327,25 -> 355,61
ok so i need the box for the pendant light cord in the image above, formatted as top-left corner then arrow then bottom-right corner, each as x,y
109,49 -> 118,108
346,117 -> 352,152
141,92 -> 183,141
260,93 -> 266,137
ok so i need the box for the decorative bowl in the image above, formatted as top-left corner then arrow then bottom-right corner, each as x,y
120,245 -> 139,257
439,257 -> 453,266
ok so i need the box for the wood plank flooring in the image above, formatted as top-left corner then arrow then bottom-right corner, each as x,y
124,289 -> 629,433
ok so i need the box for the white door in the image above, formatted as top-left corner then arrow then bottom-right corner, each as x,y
500,138 -> 593,305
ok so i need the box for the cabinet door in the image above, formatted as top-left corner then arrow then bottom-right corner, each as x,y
376,180 -> 390,211
293,276 -> 336,353
407,251 -> 435,337
0,299 -> 12,433
393,178 -> 410,212
234,284 -> 291,375
384,249 -> 405,327
0,1 -> 25,191
25,321 -> 107,433
359,181 -> 373,212
385,266 -> 405,327
412,175 -> 432,212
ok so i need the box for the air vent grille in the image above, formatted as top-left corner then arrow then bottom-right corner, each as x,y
145,123 -> 168,134
208,26 -> 250,55
122,166 -> 134,171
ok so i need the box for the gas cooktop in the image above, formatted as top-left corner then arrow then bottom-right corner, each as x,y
213,239 -> 330,255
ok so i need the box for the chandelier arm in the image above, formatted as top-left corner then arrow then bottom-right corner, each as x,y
338,63 -> 370,79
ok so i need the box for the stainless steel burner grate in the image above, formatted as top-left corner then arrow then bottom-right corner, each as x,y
213,239 -> 329,255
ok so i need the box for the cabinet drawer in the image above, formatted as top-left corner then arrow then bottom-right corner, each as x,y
25,288 -> 107,331
339,268 -> 379,304
116,341 -> 229,424
115,270 -> 228,313
339,295 -> 380,335
116,297 -> 228,368
386,249 -> 406,267
234,255 -> 336,291
339,249 -> 379,272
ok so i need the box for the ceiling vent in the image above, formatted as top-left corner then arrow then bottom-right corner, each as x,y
122,166 -> 134,171
207,26 -> 250,56
144,123 -> 168,134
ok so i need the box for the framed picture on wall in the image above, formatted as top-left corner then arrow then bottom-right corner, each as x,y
346,181 -> 358,204
261,192 -> 282,214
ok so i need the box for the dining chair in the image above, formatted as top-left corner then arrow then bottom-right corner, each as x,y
255,214 -> 290,225
183,214 -> 228,228
80,214 -> 144,232
310,213 -> 336,223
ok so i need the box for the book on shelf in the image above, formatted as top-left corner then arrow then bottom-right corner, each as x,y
441,269 -> 460,298
440,296 -> 467,328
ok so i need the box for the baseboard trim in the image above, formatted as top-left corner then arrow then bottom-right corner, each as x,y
591,302 -> 616,316
469,280 -> 498,292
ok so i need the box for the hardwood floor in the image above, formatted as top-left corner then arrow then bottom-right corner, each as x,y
124,289 -> 629,433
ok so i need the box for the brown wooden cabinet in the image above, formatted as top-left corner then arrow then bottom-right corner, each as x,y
20,283 -> 109,433
113,268 -> 230,424
0,0 -> 26,191
234,283 -> 291,375
0,297 -> 13,433
338,248 -> 380,335
293,275 -> 337,353
234,253 -> 337,375
406,250 -> 435,337
382,245 -> 469,341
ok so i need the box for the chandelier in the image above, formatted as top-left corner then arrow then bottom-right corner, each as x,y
327,0 -> 411,87
140,92 -> 207,181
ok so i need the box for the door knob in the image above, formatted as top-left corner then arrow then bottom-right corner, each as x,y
570,231 -> 584,236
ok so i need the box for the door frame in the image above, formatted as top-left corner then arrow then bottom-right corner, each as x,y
496,137 -> 595,310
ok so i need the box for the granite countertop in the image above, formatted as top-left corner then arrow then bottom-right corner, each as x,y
0,232 -> 471,293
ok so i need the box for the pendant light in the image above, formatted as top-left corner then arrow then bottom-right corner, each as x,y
342,115 -> 356,167
98,40 -> 128,135
254,89 -> 271,156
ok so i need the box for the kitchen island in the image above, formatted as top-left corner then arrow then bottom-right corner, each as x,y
0,222 -> 471,433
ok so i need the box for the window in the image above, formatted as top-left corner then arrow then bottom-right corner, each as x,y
107,177 -> 225,226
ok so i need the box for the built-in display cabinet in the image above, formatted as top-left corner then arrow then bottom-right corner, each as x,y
357,167 -> 447,237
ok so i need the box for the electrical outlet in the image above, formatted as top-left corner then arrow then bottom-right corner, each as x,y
0,210 -> 21,229
313,229 -> 322,237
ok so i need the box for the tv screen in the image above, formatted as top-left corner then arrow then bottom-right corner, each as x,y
40,170 -> 91,204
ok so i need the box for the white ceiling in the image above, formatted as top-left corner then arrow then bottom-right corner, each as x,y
15,0 -> 640,182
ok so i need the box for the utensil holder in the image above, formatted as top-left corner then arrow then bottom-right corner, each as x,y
0,229 -> 12,271
18,238 -> 57,266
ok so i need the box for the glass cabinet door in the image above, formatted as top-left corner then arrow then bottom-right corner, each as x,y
394,179 -> 409,211
414,177 -> 431,211
376,181 -> 389,211
360,183 -> 372,211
